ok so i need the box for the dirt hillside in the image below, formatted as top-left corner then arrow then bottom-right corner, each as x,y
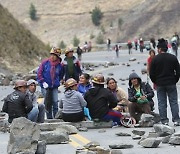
1,0 -> 179,47
0,4 -> 49,73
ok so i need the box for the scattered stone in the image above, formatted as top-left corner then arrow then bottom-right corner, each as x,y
110,149 -> 123,154
39,131 -> 69,144
151,112 -> 161,123
76,150 -> 96,154
89,146 -> 110,154
162,135 -> 171,144
109,144 -> 133,149
148,132 -> 158,138
138,136 -> 147,145
78,127 -> 88,132
36,140 -> 46,154
121,83 -> 126,85
7,117 -> 40,154
132,135 -> 141,140
174,130 -> 180,136
153,124 -> 175,137
122,63 -> 125,65
126,63 -> 130,67
169,136 -> 180,145
84,141 -> 100,149
115,132 -> 131,136
108,73 -> 114,76
138,114 -> 155,127
137,62 -> 140,64
144,63 -> 147,66
129,57 -> 136,61
132,130 -> 145,136
55,124 -> 78,134
139,138 -> 161,148
98,129 -> 106,133
141,68 -> 147,74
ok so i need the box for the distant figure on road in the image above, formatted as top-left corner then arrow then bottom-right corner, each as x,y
147,49 -> 156,90
127,40 -> 133,54
128,73 -> 154,122
2,80 -> 33,123
76,46 -> 83,61
139,38 -> 144,53
150,38 -> 180,126
114,44 -> 119,57
106,77 -> 129,112
107,38 -> 111,52
150,38 -> 156,50
59,78 -> 87,122
134,38 -> 138,50
84,74 -> 124,126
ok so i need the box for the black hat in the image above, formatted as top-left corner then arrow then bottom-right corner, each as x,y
157,38 -> 168,52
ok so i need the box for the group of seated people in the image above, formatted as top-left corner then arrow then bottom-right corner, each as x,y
59,72 -> 154,126
1,72 -> 155,126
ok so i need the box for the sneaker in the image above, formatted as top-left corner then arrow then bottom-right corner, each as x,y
174,122 -> 180,126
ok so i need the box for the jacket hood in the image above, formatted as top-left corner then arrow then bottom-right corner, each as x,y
64,90 -> 76,98
129,72 -> 142,87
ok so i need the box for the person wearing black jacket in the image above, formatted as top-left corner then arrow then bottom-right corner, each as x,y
128,72 -> 154,122
84,74 -> 122,126
2,80 -> 33,123
150,38 -> 180,126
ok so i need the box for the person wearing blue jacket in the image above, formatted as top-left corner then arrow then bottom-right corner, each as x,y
77,73 -> 92,120
37,47 -> 63,119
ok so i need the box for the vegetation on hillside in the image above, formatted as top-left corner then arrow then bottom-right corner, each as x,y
0,4 -> 49,73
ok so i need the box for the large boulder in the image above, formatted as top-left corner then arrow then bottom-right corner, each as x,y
7,117 -> 40,154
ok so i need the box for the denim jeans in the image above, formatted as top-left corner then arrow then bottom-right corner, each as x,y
28,104 -> 45,123
41,88 -> 59,119
28,107 -> 39,122
157,84 -> 180,123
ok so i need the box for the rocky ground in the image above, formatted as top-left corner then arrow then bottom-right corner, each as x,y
1,49 -> 180,154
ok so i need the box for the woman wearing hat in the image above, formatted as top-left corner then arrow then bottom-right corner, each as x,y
62,48 -> 82,82
2,80 -> 33,123
37,47 -> 63,119
59,78 -> 87,122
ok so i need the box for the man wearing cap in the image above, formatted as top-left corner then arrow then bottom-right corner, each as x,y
84,74 -> 123,126
62,48 -> 82,82
37,47 -> 63,119
2,80 -> 33,123
150,38 -> 180,126
27,79 -> 45,123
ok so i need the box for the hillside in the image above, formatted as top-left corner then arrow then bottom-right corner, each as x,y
0,4 -> 49,74
0,0 -> 180,50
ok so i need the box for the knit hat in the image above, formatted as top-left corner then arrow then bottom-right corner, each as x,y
27,79 -> 38,86
128,72 -> 141,87
157,38 -> 168,52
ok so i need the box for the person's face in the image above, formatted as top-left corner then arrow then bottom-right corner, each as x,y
18,86 -> 27,93
71,84 -> 77,90
67,51 -> 73,57
131,78 -> 139,86
150,51 -> 155,57
51,54 -> 58,61
28,83 -> 36,93
79,75 -> 88,84
107,79 -> 117,90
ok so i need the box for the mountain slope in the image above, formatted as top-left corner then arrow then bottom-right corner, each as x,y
0,4 -> 49,73
0,0 -> 179,46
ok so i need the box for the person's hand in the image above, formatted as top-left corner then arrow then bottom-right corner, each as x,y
43,82 -> 48,89
140,95 -> 147,100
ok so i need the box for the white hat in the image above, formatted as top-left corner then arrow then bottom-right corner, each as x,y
27,79 -> 38,86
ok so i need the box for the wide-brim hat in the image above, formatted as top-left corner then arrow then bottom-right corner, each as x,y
50,47 -> 61,58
